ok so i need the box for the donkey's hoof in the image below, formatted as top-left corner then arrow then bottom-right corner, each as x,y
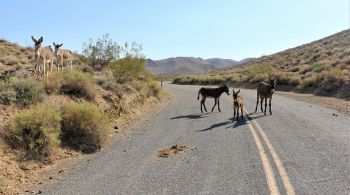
270,112 -> 272,115
264,112 -> 266,115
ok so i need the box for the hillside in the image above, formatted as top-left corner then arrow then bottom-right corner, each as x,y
174,29 -> 350,99
145,57 -> 238,75
0,38 -> 164,194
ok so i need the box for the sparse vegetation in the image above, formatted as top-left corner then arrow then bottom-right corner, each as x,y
173,29 -> 350,99
13,79 -> 44,107
60,71 -> 95,100
60,102 -> 108,153
7,105 -> 61,159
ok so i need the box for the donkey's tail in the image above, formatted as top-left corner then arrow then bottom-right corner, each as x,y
197,89 -> 201,100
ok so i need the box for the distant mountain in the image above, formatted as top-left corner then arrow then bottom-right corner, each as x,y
145,57 -> 238,75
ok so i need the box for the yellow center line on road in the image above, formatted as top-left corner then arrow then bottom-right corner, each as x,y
222,97 -> 295,195
222,97 -> 280,195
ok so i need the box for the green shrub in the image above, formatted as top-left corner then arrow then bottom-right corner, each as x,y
243,64 -> 278,78
60,102 -> 108,153
109,56 -> 146,83
13,79 -> 44,107
312,63 -> 323,73
8,105 -> 61,159
60,71 -> 95,100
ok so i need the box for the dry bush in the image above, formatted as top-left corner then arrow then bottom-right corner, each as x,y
13,79 -> 44,107
5,56 -> 18,66
44,72 -> 63,95
60,71 -> 95,100
60,102 -> 108,153
7,105 -> 61,160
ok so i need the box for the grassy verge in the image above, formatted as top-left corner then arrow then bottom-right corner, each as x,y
173,64 -> 350,99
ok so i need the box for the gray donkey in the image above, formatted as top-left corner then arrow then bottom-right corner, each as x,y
197,84 -> 230,113
255,75 -> 277,115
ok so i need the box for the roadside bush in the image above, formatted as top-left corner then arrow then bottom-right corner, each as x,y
13,79 -> 44,107
60,71 -> 95,100
145,80 -> 161,98
60,102 -> 108,153
8,105 -> 61,159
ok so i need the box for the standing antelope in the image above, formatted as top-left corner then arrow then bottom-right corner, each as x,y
197,84 -> 230,113
53,42 -> 74,71
232,89 -> 244,121
31,36 -> 55,77
255,75 -> 277,115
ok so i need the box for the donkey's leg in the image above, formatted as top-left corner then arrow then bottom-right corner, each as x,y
217,99 -> 221,112
211,98 -> 217,112
269,97 -> 272,115
203,98 -> 207,112
255,92 -> 259,112
200,99 -> 204,113
260,97 -> 264,112
241,105 -> 244,120
233,105 -> 236,121
264,98 -> 267,115
236,107 -> 240,121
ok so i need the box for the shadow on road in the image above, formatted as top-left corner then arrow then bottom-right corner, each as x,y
170,113 -> 210,120
197,120 -> 232,132
226,117 -> 248,128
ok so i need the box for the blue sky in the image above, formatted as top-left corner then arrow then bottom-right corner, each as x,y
0,0 -> 349,60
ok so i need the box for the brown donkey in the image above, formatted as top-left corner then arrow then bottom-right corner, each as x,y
31,36 -> 55,78
53,42 -> 75,71
197,84 -> 230,113
255,75 -> 277,115
232,89 -> 244,121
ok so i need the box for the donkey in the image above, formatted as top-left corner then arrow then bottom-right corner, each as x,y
232,89 -> 244,121
197,84 -> 230,113
31,36 -> 55,77
255,75 -> 277,115
53,42 -> 74,71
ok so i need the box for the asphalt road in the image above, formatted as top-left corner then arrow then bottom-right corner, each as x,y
43,83 -> 350,195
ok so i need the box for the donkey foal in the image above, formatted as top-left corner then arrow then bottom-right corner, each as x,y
233,89 -> 244,121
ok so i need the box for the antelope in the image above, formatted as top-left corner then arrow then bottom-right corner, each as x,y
53,42 -> 74,71
232,89 -> 244,121
31,36 -> 54,77
197,84 -> 230,113
255,75 -> 277,115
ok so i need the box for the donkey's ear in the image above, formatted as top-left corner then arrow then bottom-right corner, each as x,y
31,36 -> 37,43
232,89 -> 235,93
237,90 -> 240,94
59,43 -> 63,47
53,42 -> 56,46
38,36 -> 43,43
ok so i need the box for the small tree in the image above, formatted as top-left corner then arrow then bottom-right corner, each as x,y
109,42 -> 146,83
82,34 -> 121,68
